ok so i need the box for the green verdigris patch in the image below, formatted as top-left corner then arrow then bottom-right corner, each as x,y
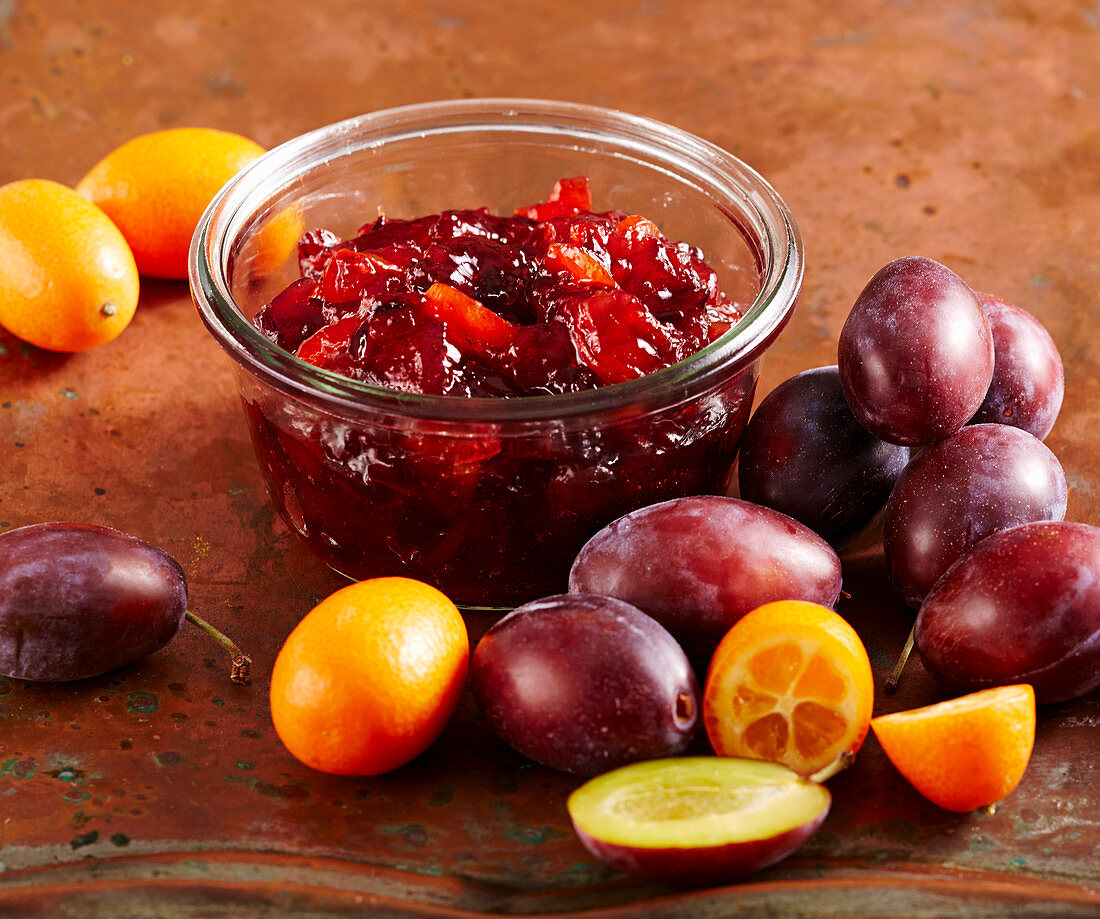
126,691 -> 158,714
505,825 -> 569,845
1,757 -> 37,779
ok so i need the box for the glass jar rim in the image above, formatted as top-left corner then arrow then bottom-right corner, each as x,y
190,98 -> 803,424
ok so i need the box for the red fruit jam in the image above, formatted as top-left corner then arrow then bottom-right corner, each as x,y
254,178 -> 743,395
246,178 -> 760,606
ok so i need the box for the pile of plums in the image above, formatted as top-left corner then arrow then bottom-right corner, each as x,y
736,255 -> 1097,705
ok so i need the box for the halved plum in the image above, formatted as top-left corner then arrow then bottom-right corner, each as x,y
567,757 -> 830,886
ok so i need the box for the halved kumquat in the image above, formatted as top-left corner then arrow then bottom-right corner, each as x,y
871,684 -> 1035,812
703,600 -> 874,778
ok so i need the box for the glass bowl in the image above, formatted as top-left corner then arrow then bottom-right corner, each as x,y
190,99 -> 802,610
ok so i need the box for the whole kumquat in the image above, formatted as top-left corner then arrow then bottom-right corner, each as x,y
76,127 -> 265,279
0,178 -> 139,352
703,600 -> 874,779
269,577 -> 469,777
871,684 -> 1035,812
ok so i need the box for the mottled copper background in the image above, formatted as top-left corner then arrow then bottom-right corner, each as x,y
1,1 -> 1097,916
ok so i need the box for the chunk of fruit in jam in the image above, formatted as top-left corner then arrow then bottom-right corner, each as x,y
253,177 -> 743,397
253,277 -> 324,352
514,175 -> 593,221
422,282 -> 518,355
561,288 -> 687,385
545,243 -> 615,286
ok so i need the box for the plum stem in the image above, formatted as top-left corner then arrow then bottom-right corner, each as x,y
185,611 -> 251,685
885,624 -> 916,695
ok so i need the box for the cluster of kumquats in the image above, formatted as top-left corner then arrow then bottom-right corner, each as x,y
0,127 -> 268,350
2,126 -> 1097,888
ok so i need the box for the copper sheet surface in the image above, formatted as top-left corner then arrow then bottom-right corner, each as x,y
1,1 -> 1098,915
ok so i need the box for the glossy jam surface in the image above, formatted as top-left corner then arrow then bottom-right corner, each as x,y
253,178 -> 743,396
